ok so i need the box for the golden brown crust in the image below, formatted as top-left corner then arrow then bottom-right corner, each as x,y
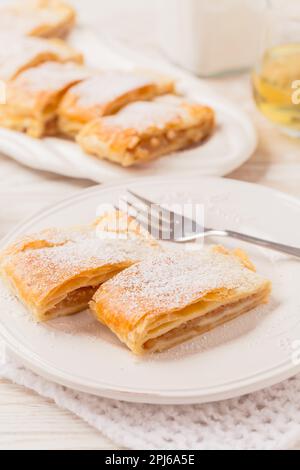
0,62 -> 92,137
212,245 -> 256,272
58,71 -> 176,137
90,246 -> 271,354
0,35 -> 83,82
0,0 -> 76,39
77,97 -> 215,166
0,211 -> 159,321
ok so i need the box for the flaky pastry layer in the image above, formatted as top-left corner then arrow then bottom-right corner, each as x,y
0,0 -> 76,39
0,34 -> 83,81
77,97 -> 215,166
0,211 -> 159,321
58,71 -> 175,137
0,62 -> 92,137
90,246 -> 271,354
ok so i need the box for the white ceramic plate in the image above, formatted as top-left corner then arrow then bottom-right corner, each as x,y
1,176 -> 300,404
0,29 -> 257,182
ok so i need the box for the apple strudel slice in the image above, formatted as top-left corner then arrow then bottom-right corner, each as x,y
0,62 -> 93,137
77,97 -> 215,167
58,71 -> 175,137
0,211 -> 159,322
0,34 -> 83,81
90,246 -> 271,355
0,0 -> 76,38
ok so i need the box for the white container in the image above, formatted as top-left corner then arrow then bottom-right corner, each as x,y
157,0 -> 267,77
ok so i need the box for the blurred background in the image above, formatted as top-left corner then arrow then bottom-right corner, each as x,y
70,0 -> 155,46
69,0 -> 300,137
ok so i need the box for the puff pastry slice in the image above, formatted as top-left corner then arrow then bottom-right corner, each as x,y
0,0 -> 76,38
0,211 -> 159,322
0,34 -> 83,81
77,97 -> 215,167
0,61 -> 93,137
90,246 -> 271,354
58,70 -> 175,137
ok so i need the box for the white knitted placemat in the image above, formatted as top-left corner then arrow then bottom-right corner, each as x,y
1,350 -> 300,450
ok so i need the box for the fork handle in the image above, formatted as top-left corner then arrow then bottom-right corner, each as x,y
220,230 -> 300,258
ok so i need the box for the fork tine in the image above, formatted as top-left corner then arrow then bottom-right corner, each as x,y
124,199 -> 151,233
127,189 -> 204,234
120,197 -> 175,241
134,212 -> 175,241
126,199 -> 172,231
127,190 -> 172,222
127,191 -> 188,240
115,200 -> 152,236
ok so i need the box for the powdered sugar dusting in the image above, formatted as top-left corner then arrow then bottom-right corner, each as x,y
100,100 -> 193,133
13,62 -> 91,92
69,72 -> 160,108
0,34 -> 79,80
97,248 -> 269,321
0,0 -> 70,36
2,226 -> 157,304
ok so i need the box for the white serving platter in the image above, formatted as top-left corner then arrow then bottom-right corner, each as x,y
0,176 -> 300,404
0,29 -> 257,182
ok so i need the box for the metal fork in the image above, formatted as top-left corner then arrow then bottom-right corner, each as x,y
119,190 -> 300,258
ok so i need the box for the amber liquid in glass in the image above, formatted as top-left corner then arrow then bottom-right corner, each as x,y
252,43 -> 300,135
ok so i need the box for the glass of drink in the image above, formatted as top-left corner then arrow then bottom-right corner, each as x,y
252,0 -> 300,136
